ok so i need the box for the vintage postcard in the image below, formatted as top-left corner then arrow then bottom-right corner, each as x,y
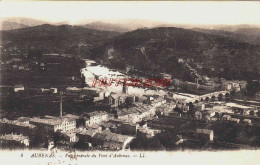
0,1 -> 260,165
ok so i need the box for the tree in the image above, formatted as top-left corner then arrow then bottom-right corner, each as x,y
246,80 -> 260,96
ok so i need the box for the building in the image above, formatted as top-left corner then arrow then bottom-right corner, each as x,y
117,109 -> 140,124
64,114 -> 82,127
152,96 -> 167,107
14,85 -> 24,92
178,58 -> 184,63
62,132 -> 78,143
194,103 -> 205,111
40,88 -> 57,94
222,115 -> 231,121
0,118 -> 36,136
221,83 -> 232,91
29,116 -> 76,132
195,111 -> 202,120
107,93 -> 128,108
137,126 -> 161,138
92,130 -> 134,150
235,81 -> 247,90
228,118 -> 240,124
243,119 -> 252,125
83,111 -> 109,127
0,133 -> 30,147
232,83 -> 241,92
77,129 -> 100,147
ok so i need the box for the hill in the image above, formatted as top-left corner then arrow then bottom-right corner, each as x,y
1,24 -> 120,54
235,28 -> 260,36
0,21 -> 28,31
81,22 -> 129,33
1,17 -> 47,27
89,27 -> 260,81
193,28 -> 260,45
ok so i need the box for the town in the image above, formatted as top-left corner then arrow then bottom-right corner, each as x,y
1,49 -> 260,151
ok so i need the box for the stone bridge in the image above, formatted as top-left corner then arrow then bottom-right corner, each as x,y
185,90 -> 231,104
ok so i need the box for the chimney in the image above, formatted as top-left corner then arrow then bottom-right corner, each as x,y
123,85 -> 128,94
60,91 -> 63,118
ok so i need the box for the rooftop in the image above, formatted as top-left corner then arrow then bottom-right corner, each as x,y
93,130 -> 133,143
0,134 -> 29,142
64,114 -> 81,120
0,119 -> 36,129
85,111 -> 108,118
30,116 -> 75,126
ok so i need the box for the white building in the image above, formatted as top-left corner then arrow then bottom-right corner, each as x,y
14,85 -> 24,92
29,116 -> 76,132
83,111 -> 109,127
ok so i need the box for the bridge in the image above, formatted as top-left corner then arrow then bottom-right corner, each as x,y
184,90 -> 231,104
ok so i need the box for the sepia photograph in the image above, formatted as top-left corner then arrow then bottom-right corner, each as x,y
0,1 -> 260,164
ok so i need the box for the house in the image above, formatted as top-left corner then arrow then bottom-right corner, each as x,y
83,87 -> 105,101
195,111 -> 202,120
40,88 -> 51,93
64,114 -> 82,127
91,130 -> 134,150
221,82 -> 232,91
235,81 -> 247,90
228,118 -> 240,124
83,111 -> 109,127
134,104 -> 156,120
137,126 -> 161,138
60,131 -> 78,143
232,83 -> 241,92
194,103 -> 205,111
107,93 -> 128,108
203,111 -> 215,117
77,129 -> 100,146
222,115 -> 231,121
14,85 -> 24,92
125,65 -> 133,73
178,58 -> 184,63
242,119 -> 252,125
117,109 -> 140,124
29,116 -> 76,132
50,88 -> 58,94
152,96 -> 167,107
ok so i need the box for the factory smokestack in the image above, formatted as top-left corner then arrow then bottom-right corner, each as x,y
60,91 -> 63,118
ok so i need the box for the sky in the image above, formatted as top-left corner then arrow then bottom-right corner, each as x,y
1,1 -> 260,25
